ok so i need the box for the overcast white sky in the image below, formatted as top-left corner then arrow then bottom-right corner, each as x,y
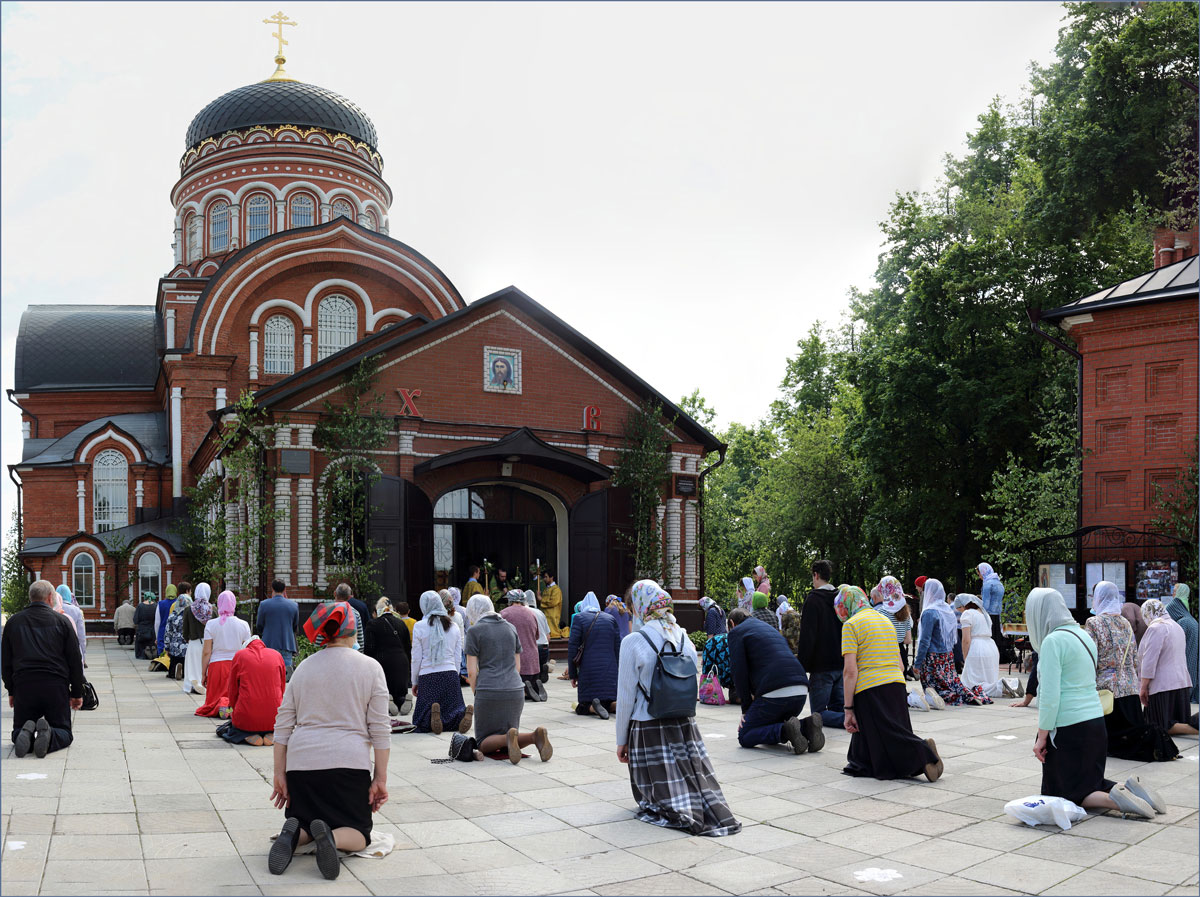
0,1 -> 1067,535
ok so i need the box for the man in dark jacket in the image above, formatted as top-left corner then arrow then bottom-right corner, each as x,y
133,594 -> 157,659
796,559 -> 846,729
256,579 -> 299,674
2,580 -> 85,757
728,610 -> 823,755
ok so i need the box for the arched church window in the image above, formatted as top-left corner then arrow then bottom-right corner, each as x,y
138,553 -> 161,603
72,554 -> 95,607
263,315 -> 295,375
331,198 -> 353,221
209,201 -> 230,253
366,210 -> 379,231
317,295 -> 356,360
93,449 -> 128,533
290,194 -> 314,228
246,194 -> 271,243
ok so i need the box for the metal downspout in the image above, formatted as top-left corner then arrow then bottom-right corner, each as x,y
696,444 -> 727,598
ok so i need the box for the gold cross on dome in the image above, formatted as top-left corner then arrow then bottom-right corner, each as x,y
263,11 -> 297,61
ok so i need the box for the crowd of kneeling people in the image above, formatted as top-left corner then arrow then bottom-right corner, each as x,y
5,558 -> 1197,880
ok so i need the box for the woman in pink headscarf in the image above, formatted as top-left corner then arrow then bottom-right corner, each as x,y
195,590 -> 252,717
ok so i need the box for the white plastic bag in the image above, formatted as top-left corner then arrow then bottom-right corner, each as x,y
1003,795 -> 1087,830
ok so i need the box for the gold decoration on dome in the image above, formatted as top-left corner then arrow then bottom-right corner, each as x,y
262,11 -> 298,82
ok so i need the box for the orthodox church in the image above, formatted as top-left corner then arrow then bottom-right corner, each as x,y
11,25 -> 719,627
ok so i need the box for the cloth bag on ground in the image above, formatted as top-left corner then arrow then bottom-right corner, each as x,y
1003,795 -> 1087,830
698,671 -> 726,705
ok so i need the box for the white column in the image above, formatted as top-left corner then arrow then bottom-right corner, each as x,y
77,480 -> 86,531
297,478 -> 313,587
274,478 -> 292,577
166,568 -> 173,586
274,427 -> 293,449
173,214 -> 183,265
171,387 -> 183,498
229,205 -> 241,250
60,567 -> 67,587
296,424 -> 314,448
21,420 -> 30,439
165,308 -> 176,349
246,499 -> 259,580
99,569 -> 106,613
276,201 -> 286,232
654,504 -> 666,582
302,333 -> 312,367
225,501 -> 240,591
666,498 -> 682,590
249,331 -> 259,380
320,202 -> 331,223
215,387 -> 227,411
669,452 -> 684,473
397,432 -> 414,455
128,578 -> 133,601
135,480 -> 144,509
684,501 -> 698,590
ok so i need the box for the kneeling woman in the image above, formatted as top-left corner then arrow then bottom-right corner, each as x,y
568,592 -> 621,718
463,595 -> 552,763
838,586 -> 943,781
411,591 -> 472,735
195,591 -> 251,717
914,579 -> 990,707
269,602 -> 391,880
615,580 -> 740,836
1025,587 -> 1163,819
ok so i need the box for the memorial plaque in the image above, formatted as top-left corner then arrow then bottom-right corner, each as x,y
280,449 -> 311,474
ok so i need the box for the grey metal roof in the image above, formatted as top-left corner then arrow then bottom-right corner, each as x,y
20,413 -> 167,467
1042,255 -> 1198,320
21,439 -> 56,462
20,518 -> 184,557
21,536 -> 69,557
15,305 -> 160,391
186,80 -> 378,150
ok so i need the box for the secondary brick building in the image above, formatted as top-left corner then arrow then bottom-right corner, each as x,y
11,59 -> 719,628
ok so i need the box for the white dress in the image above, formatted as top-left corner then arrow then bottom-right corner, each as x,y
959,608 -> 1009,697
183,638 -> 205,694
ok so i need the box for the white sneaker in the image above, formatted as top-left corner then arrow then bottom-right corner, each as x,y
925,687 -> 947,711
908,691 -> 930,712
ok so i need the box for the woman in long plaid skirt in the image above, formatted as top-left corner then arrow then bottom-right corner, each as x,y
614,580 -> 740,836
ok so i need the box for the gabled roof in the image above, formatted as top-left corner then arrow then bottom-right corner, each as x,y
15,305 -> 160,392
414,427 -> 612,482
1041,255 -> 1198,321
20,518 -> 185,558
253,285 -> 723,452
18,413 -> 167,467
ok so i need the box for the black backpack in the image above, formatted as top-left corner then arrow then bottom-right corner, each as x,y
638,630 -> 697,720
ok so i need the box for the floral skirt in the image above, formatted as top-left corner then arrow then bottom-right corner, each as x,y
920,651 -> 991,706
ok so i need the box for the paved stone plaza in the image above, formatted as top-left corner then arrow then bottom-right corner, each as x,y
2,638 -> 1197,897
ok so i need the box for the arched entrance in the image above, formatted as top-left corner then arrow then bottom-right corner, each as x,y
432,483 -> 563,594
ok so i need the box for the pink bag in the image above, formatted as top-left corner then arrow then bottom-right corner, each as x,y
698,671 -> 726,705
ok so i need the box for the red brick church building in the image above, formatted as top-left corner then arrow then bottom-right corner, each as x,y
11,56 -> 719,625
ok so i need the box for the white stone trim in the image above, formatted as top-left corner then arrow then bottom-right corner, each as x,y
99,569 -> 106,613
225,502 -> 240,591
250,298 -> 305,326
275,479 -> 293,577
302,332 -> 313,367
64,542 -> 105,567
132,540 -> 171,566
135,480 -> 144,509
21,420 -> 30,439
297,478 -> 313,587
249,329 -> 259,380
666,499 -> 682,590
684,501 -> 698,590
165,308 -> 176,349
216,387 -> 227,411
76,480 -> 86,531
171,387 -> 183,497
79,428 -> 144,464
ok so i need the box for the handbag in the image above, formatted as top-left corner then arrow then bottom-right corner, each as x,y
1065,628 -> 1112,715
81,680 -> 99,711
572,611 -> 601,668
698,671 -> 726,705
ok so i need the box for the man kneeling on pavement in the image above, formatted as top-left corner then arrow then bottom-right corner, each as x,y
728,608 -> 824,754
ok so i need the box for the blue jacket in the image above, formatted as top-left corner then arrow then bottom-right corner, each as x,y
981,579 -> 1004,616
567,610 -> 621,703
256,594 -> 299,657
915,608 -> 956,667
728,617 -> 808,710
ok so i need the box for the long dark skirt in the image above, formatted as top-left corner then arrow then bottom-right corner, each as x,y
1146,686 -> 1192,731
412,669 -> 466,733
626,718 -> 741,837
1042,716 -> 1115,805
1105,694 -> 1179,762
285,768 -> 372,845
215,720 -> 271,744
371,648 -> 410,704
920,651 -> 991,706
843,682 -> 938,780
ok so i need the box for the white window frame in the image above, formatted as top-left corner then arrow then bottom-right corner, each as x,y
137,553 -> 161,603
290,194 -> 315,228
186,214 -> 202,262
209,201 -> 230,253
72,554 -> 96,608
317,294 -> 356,360
331,198 -> 353,221
93,449 -> 128,533
246,194 -> 271,243
263,314 -> 295,375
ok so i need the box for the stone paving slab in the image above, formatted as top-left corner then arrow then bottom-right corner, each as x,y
2,638 -> 1197,896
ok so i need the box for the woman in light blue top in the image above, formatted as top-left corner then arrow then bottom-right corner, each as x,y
1026,588 -> 1162,819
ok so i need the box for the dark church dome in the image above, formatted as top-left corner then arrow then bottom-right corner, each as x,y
185,80 -> 378,151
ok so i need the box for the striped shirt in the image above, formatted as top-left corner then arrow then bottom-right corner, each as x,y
878,607 -> 912,645
840,609 -> 905,694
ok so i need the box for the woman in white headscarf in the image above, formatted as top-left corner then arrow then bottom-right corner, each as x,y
182,583 -> 212,695
615,580 -> 740,836
913,579 -> 989,708
737,577 -> 755,612
1024,587 -> 1161,818
699,596 -> 726,638
955,593 -> 1020,698
1139,599 -> 1199,736
410,591 -> 471,735
463,595 -> 552,764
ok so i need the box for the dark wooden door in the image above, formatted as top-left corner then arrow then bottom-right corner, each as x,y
404,480 -> 433,612
569,490 -> 608,622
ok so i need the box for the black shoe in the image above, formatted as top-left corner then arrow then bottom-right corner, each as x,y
536,681 -> 548,702
309,819 -> 340,880
14,720 -> 35,758
591,698 -> 610,720
802,713 -> 825,753
268,817 -> 301,875
33,718 -> 51,758
524,680 -> 538,701
540,665 -> 550,684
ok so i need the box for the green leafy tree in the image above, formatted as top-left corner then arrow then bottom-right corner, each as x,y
611,399 -> 672,582
2,510 -> 31,617
1151,443 -> 1199,587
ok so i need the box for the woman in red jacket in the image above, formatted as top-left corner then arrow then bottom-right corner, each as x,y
217,636 -> 286,746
